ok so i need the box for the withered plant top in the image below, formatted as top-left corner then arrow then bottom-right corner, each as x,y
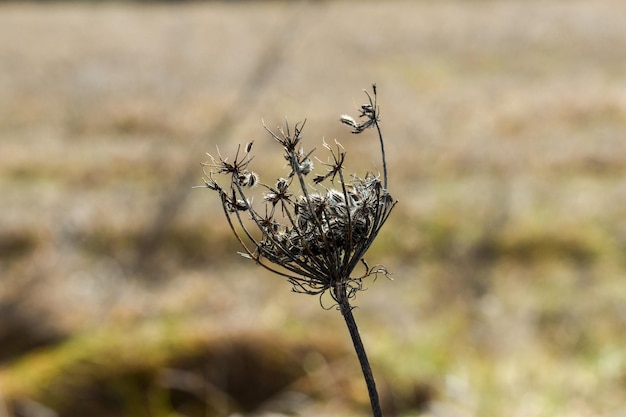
198,85 -> 396,304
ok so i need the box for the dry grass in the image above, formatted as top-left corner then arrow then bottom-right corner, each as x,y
1,1 -> 626,416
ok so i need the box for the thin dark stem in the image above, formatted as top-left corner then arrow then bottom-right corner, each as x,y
337,288 -> 383,417
366,84 -> 387,190
374,118 -> 388,191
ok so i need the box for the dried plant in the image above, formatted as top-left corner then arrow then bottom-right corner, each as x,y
197,85 -> 396,417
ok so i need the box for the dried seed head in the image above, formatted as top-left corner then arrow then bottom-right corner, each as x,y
248,172 -> 259,187
198,85 -> 396,302
263,192 -> 278,203
299,158 -> 314,175
225,196 -> 249,213
360,104 -> 375,116
276,177 -> 289,193
238,171 -> 259,188
340,114 -> 358,129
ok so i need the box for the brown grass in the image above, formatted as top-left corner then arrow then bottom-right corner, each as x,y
1,1 -> 626,416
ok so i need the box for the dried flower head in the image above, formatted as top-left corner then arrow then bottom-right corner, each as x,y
197,85 -> 394,417
197,85 -> 396,304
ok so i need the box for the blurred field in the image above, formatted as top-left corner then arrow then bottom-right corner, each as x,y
1,1 -> 626,416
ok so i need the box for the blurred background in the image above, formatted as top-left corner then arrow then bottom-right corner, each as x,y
1,1 -> 625,416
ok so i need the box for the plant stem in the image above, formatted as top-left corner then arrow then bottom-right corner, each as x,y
338,293 -> 383,417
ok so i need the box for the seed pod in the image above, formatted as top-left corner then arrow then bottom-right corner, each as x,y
360,104 -> 374,115
237,171 -> 258,188
244,172 -> 259,187
299,158 -> 314,175
340,114 -> 358,129
225,196 -> 249,213
276,178 -> 289,193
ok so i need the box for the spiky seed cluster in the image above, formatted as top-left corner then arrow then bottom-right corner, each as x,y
198,85 -> 396,303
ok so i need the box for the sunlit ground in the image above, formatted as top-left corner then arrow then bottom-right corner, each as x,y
1,1 -> 625,416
